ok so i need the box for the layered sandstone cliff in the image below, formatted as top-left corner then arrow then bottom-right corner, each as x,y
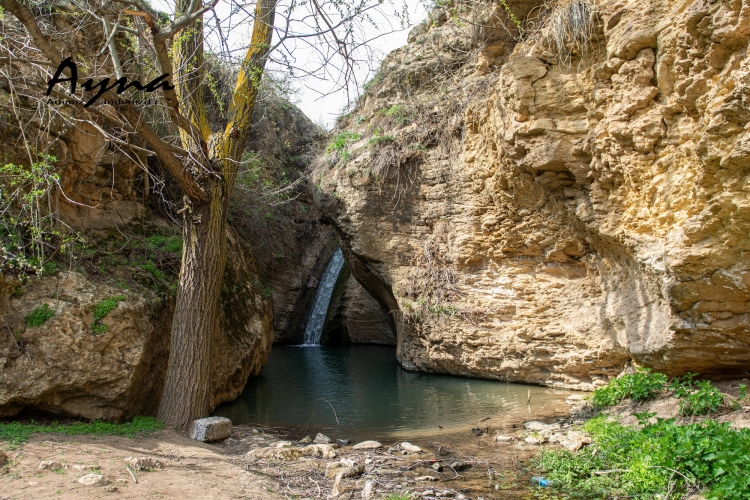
317,0 -> 750,388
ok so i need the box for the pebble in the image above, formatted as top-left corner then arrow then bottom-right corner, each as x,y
494,434 -> 513,442
78,474 -> 109,486
352,440 -> 382,450
524,436 -> 544,445
314,433 -> 332,444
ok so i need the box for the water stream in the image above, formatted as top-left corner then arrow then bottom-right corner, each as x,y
214,345 -> 574,440
302,248 -> 345,345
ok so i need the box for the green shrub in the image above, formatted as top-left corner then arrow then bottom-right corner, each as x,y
590,367 -> 667,407
92,296 -> 127,321
670,373 -> 735,416
145,234 -> 182,254
326,131 -> 360,154
0,416 -> 163,448
24,304 -> 55,326
533,415 -> 750,499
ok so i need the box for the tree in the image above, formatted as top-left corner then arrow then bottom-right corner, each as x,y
0,0 -> 405,428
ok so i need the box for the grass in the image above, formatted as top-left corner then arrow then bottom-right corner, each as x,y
144,235 -> 182,254
383,494 -> 413,500
533,415 -> 750,499
0,416 -> 163,448
91,295 -> 127,334
326,131 -> 360,154
24,304 -> 55,326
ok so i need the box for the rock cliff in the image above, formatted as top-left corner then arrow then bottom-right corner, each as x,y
316,0 -> 750,388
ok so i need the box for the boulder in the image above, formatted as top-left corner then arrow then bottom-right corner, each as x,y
400,442 -> 422,453
189,417 -> 232,442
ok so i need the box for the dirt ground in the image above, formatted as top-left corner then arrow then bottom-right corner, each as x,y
0,430 -> 280,500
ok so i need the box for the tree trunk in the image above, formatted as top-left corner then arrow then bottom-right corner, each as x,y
157,178 -> 228,429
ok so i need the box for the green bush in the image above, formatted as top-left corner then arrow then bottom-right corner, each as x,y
145,234 -> 182,254
0,416 -> 163,448
671,373 -> 737,416
326,131 -> 360,154
590,367 -> 667,407
91,295 -> 126,334
24,304 -> 55,326
533,415 -> 750,499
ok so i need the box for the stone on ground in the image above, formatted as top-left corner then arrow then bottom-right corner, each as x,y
495,434 -> 513,442
78,474 -> 109,486
124,457 -> 163,471
352,440 -> 382,450
400,442 -> 422,453
189,416 -> 232,442
299,435 -> 312,444
314,433 -> 332,444
38,460 -> 66,471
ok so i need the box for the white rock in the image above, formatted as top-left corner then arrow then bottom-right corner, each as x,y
38,460 -> 66,471
314,433 -> 332,444
352,440 -> 382,450
361,480 -> 374,499
525,436 -> 544,445
189,416 -> 232,442
78,474 -> 109,486
494,434 -> 513,442
416,475 -> 439,481
400,442 -> 422,453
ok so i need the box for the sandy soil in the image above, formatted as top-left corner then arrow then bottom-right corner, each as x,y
0,430 -> 280,500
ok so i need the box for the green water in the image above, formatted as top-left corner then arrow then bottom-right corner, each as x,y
214,345 -> 572,438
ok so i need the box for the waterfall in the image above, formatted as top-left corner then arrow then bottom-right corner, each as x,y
302,248 -> 345,345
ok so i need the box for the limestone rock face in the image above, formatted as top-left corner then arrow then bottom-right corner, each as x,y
316,0 -> 750,388
0,233 -> 273,419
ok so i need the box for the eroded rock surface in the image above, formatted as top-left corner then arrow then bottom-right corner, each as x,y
316,0 -> 750,388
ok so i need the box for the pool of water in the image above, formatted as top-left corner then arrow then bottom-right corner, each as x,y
214,345 -> 573,439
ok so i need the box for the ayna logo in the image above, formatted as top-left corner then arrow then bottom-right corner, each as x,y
46,57 -> 174,108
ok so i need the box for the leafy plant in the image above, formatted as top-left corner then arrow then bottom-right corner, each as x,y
590,367 -> 667,407
326,131 -> 360,154
533,415 -> 750,499
0,416 -> 163,448
91,295 -> 127,334
670,373 -> 733,415
25,304 -> 55,326
145,235 -> 183,254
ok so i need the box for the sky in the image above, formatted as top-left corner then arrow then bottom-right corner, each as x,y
149,1 -> 430,128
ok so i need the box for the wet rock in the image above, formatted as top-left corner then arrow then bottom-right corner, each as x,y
431,462 -> 443,472
524,421 -> 561,437
336,438 -> 351,446
124,457 -> 163,471
189,416 -> 232,442
400,442 -> 422,453
352,440 -> 382,450
38,461 -> 66,471
299,435 -> 312,444
494,434 -> 513,442
449,460 -> 471,471
78,474 -> 108,486
314,433 -> 332,444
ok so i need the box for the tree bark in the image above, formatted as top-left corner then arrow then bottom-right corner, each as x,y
157,177 -> 228,428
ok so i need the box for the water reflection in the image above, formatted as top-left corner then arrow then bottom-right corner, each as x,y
214,345 -> 571,437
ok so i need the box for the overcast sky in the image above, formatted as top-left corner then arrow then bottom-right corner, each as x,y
150,1 -> 429,128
